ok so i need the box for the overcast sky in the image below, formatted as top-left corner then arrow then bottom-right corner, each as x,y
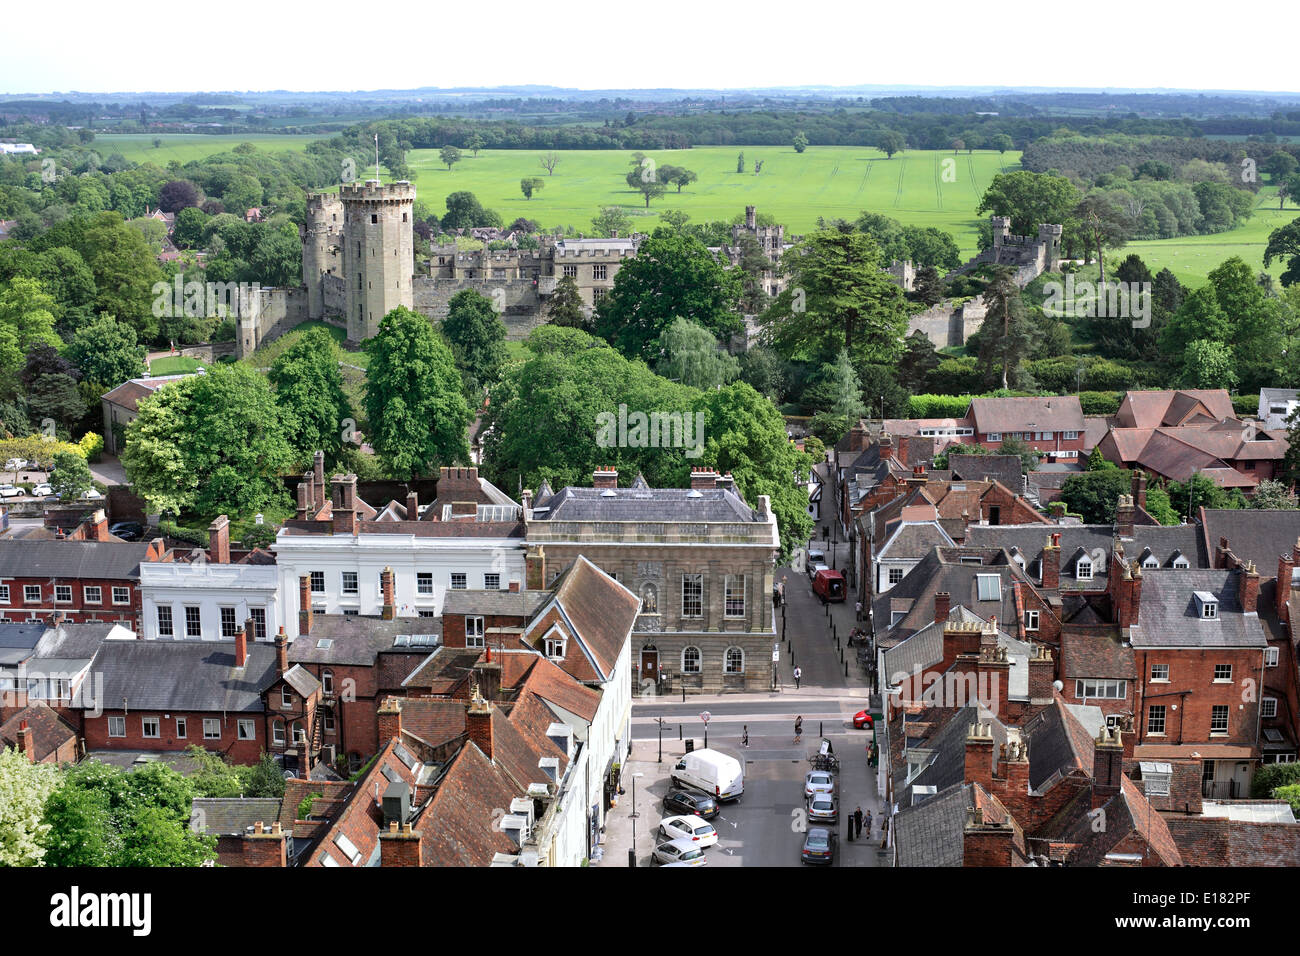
3,0 -> 1293,96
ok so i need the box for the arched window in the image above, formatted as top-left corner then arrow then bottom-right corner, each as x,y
272,719 -> 285,746
291,721 -> 305,744
681,646 -> 701,674
725,647 -> 745,674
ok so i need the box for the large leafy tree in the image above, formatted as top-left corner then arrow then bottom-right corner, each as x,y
442,289 -> 508,399
897,330 -> 941,392
122,363 -> 296,519
1059,468 -> 1134,523
0,746 -> 57,866
970,267 -> 1039,389
0,277 -> 63,391
364,306 -> 472,479
656,317 -> 740,390
1075,193 -> 1133,286
66,315 -> 147,386
624,167 -> 667,208
1264,217 -> 1300,287
977,171 -> 1080,237
268,327 -> 353,469
759,229 -> 906,366
545,275 -> 590,330
591,206 -> 633,238
595,228 -> 742,361
41,760 -> 215,867
442,191 -> 501,231
50,450 -> 93,499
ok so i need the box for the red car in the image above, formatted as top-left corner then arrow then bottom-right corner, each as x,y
853,709 -> 874,730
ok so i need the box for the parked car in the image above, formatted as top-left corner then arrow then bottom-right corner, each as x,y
4,458 -> 27,471
853,709 -> 875,730
31,483 -> 53,498
669,748 -> 744,802
804,770 -> 835,799
84,488 -> 103,500
652,838 -> 708,866
657,814 -> 718,848
806,562 -> 829,582
806,547 -> 826,567
0,485 -> 21,498
807,793 -> 838,823
109,521 -> 144,541
663,786 -> 718,820
801,826 -> 836,864
812,568 -> 846,602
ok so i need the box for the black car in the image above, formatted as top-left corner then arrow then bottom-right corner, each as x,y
109,521 -> 144,541
663,786 -> 718,820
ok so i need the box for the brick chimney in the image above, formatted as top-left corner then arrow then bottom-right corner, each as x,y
975,639 -> 1011,719
331,474 -> 358,536
1238,561 -> 1260,615
16,719 -> 33,762
715,472 -> 736,494
1216,536 -> 1234,570
998,737 -> 1032,821
849,422 -> 869,453
690,467 -> 715,491
406,491 -> 419,520
934,591 -> 951,624
381,566 -> 395,620
1042,533 -> 1061,591
234,627 -> 247,668
242,821 -> 288,868
313,451 -> 326,507
378,697 -> 403,744
878,434 -> 894,461
1115,494 -> 1135,538
298,576 -> 312,636
90,509 -> 109,542
467,690 -> 493,759
525,544 -> 546,591
296,478 -> 315,519
1092,726 -> 1125,809
593,466 -> 619,489
1028,644 -> 1055,703
275,629 -> 288,677
906,465 -> 927,490
1116,560 -> 1141,629
1278,552 -> 1294,620
209,515 -> 230,564
1131,469 -> 1147,511
473,655 -> 504,701
380,821 -> 423,867
520,489 -> 533,512
964,721 -> 995,791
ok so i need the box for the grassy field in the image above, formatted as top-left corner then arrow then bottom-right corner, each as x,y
406,145 -> 1021,257
94,133 -> 316,166
147,356 -> 204,376
91,134 -> 1300,286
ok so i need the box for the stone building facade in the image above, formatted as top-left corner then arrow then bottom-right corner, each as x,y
524,468 -> 780,694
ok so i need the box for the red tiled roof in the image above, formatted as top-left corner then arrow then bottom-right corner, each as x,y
0,703 -> 76,761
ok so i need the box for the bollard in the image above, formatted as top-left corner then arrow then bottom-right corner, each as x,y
819,721 -> 823,737
682,687 -> 686,703
679,724 -> 682,740
847,820 -> 854,842
845,660 -> 849,677
629,849 -> 636,867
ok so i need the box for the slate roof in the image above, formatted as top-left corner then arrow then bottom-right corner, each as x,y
441,590 -> 548,618
531,485 -> 760,523
872,547 -> 1026,644
1165,814 -> 1300,866
882,606 -> 990,686
282,664 -> 321,698
895,705 -> 1006,807
1200,509 -> 1300,581
877,520 -> 955,561
191,797 -> 284,836
90,640 -> 279,713
289,616 -> 440,665
0,539 -> 154,579
1067,775 -> 1182,866
948,454 -> 1022,488
1022,697 -> 1096,792
893,782 -> 969,867
1128,569 -> 1268,649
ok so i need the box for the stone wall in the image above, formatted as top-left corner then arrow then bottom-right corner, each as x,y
907,295 -> 988,349
236,287 -> 309,359
413,277 -> 547,340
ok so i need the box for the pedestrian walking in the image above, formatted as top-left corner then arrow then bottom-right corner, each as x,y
793,665 -> 802,689
778,580 -> 786,606
742,725 -> 749,748
772,582 -> 780,609
853,805 -> 863,839
865,809 -> 874,838
794,716 -> 803,744
855,599 -> 862,622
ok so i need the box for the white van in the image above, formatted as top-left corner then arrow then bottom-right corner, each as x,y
670,749 -> 744,802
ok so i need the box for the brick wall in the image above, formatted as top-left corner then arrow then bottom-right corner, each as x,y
84,709 -> 265,765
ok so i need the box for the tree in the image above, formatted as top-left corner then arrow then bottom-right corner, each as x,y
878,131 -> 905,159
970,267 -> 1039,389
759,229 -> 907,367
910,265 -> 946,306
793,132 -> 809,153
1059,468 -> 1133,523
594,228 -> 742,360
997,436 -> 1040,473
439,145 -> 462,171
1144,486 -> 1181,524
1076,193 -> 1133,286
545,275 -> 590,330
663,167 -> 698,193
466,133 -> 486,158
0,746 -> 56,866
364,306 -> 472,479
442,289 -> 508,399
172,207 -> 208,249
661,210 -> 691,231
624,168 -> 667,208
591,206 -> 633,238
736,152 -> 746,173
121,363 -> 295,519
737,345 -> 788,402
1251,479 -> 1296,510
822,349 -> 865,420
1264,217 -> 1300,287
950,139 -> 965,153
991,134 -> 1014,154
733,234 -> 773,314
520,177 -> 545,200
655,318 -> 740,390
977,171 -> 1080,237
1168,472 -> 1247,517
442,191 -> 501,231
268,327 -> 352,468
0,277 -> 63,388
158,179 -> 202,213
897,330 -> 940,392
28,374 -> 85,431
540,152 -> 560,176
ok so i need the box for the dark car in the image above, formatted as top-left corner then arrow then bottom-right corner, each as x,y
663,786 -> 718,820
801,826 -> 836,865
109,521 -> 144,541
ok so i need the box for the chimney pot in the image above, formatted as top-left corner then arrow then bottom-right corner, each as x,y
209,515 -> 230,564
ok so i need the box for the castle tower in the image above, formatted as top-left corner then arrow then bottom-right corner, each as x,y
302,193 -> 343,320
745,204 -> 757,230
991,216 -> 1012,252
1038,223 -> 1063,271
340,180 -> 416,341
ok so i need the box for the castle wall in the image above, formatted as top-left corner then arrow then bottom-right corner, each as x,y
237,287 -> 309,359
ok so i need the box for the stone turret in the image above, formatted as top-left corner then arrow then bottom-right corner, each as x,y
341,180 -> 416,342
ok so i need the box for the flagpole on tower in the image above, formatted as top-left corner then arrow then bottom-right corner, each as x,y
374,134 -> 380,183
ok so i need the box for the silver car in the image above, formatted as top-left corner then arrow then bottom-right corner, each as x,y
804,770 -> 835,799
652,838 -> 708,866
808,793 -> 838,823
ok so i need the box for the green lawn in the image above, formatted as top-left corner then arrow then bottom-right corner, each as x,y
147,356 -> 204,376
94,133 -> 316,166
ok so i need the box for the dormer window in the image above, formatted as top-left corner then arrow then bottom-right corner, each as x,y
1076,557 -> 1092,580
1171,552 -> 1188,569
545,637 -> 566,659
1194,591 -> 1218,619
1143,557 -> 1158,569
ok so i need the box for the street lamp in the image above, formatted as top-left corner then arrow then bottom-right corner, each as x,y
630,772 -> 645,867
654,717 -> 665,764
